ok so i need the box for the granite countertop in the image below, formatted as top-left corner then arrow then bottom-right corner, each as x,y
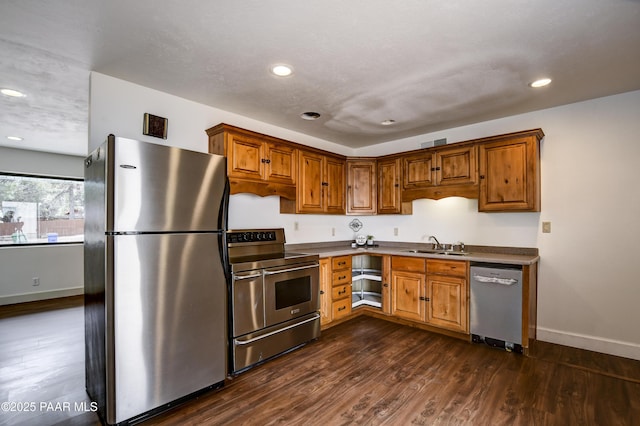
286,241 -> 539,266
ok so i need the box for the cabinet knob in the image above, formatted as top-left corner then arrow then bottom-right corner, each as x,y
383,283 -> 389,287
322,182 -> 329,186
320,290 -> 325,295
480,175 -> 485,179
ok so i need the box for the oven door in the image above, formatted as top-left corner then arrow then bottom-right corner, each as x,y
263,262 -> 319,327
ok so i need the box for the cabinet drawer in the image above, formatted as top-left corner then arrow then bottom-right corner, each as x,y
427,259 -> 467,277
331,284 -> 351,300
332,255 -> 351,270
332,270 -> 351,286
391,256 -> 425,272
332,298 -> 352,320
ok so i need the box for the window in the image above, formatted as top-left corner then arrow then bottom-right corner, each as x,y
0,173 -> 84,246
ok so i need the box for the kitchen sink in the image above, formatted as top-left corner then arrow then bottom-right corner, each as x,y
402,249 -> 469,256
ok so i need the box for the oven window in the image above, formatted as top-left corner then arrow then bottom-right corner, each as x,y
275,276 -> 311,309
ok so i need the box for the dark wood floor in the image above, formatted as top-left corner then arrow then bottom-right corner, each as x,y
1,297 -> 639,425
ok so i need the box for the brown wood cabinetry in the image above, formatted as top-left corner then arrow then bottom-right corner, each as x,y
208,123 -> 543,214
381,255 -> 392,314
402,144 -> 478,201
426,259 -> 468,333
391,257 -> 426,322
390,256 -> 468,333
377,157 -> 412,215
347,159 -> 377,215
478,129 -> 544,212
281,150 -> 345,214
330,255 -> 352,321
206,123 -> 297,199
319,258 -> 332,325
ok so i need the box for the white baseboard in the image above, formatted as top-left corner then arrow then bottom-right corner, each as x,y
537,326 -> 640,361
0,287 -> 83,306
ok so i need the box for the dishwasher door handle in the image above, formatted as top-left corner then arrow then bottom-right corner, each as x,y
473,275 -> 518,286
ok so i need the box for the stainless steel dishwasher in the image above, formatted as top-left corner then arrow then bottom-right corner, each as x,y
470,263 -> 523,353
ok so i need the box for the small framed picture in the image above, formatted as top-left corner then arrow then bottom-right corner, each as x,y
143,113 -> 168,139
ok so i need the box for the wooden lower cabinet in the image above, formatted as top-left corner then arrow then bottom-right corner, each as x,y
390,256 -> 469,334
319,258 -> 332,325
427,275 -> 467,332
330,255 -> 352,322
391,256 -> 426,322
426,259 -> 468,333
391,270 -> 426,322
322,254 -> 469,335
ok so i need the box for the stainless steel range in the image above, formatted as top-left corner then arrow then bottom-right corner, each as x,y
226,228 -> 320,374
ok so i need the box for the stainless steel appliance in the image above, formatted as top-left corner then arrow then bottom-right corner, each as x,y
84,135 -> 228,425
470,263 -> 523,353
226,229 -> 320,374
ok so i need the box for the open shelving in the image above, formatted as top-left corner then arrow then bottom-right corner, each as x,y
351,255 -> 382,309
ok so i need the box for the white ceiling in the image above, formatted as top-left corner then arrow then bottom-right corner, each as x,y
1,0 -> 639,156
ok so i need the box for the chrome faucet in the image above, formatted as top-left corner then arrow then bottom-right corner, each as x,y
428,235 -> 442,250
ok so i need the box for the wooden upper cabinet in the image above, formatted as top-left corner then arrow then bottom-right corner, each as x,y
436,145 -> 477,187
206,123 -> 297,199
403,153 -> 435,188
377,157 -> 412,215
226,132 -> 264,180
264,142 -> 297,184
347,159 -> 377,215
478,129 -> 543,212
402,144 -> 478,201
289,150 -> 345,214
325,156 -> 346,214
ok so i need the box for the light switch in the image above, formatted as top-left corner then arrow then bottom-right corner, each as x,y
542,221 -> 551,233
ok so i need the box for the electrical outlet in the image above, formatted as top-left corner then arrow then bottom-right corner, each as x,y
394,227 -> 399,236
542,221 -> 551,233
32,277 -> 40,286
331,227 -> 335,236
294,221 -> 299,231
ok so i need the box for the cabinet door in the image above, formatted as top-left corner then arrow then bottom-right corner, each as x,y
378,158 -> 402,214
403,152 -> 434,188
319,258 -> 332,325
427,275 -> 467,333
381,255 -> 392,315
325,156 -> 346,214
478,135 -> 540,212
347,160 -> 377,214
227,133 -> 264,180
297,151 -> 325,213
436,145 -> 477,186
265,142 -> 296,185
391,271 -> 426,322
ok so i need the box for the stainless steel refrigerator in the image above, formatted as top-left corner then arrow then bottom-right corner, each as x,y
84,135 -> 228,425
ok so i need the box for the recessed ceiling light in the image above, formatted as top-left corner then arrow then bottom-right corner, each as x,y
529,78 -> 552,88
271,65 -> 293,77
1,88 -> 26,97
381,119 -> 396,126
7,136 -> 23,141
300,112 -> 321,120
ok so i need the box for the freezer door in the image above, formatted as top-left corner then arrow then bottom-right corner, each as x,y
108,137 -> 227,232
109,233 -> 226,424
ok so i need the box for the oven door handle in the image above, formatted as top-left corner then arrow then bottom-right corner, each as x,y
234,314 -> 320,346
263,264 -> 319,275
234,272 -> 263,280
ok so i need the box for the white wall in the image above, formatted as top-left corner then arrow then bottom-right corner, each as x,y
88,74 -> 640,360
0,147 -> 85,304
89,72 -> 352,156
